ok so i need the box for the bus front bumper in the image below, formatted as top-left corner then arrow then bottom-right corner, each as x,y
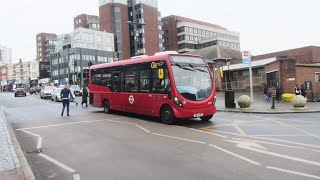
172,105 -> 217,119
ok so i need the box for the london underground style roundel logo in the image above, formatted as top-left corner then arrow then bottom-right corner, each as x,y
129,95 -> 134,104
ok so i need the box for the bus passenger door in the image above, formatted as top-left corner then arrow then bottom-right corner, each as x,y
111,71 -> 122,111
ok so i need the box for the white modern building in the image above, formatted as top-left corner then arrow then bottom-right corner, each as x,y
55,28 -> 114,52
0,44 -> 12,65
29,60 -> 39,81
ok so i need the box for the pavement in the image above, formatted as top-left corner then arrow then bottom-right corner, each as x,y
0,108 -> 35,180
216,91 -> 320,113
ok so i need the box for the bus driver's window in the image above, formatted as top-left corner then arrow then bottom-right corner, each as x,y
152,69 -> 170,94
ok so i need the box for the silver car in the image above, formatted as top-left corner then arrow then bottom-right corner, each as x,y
40,86 -> 56,99
70,85 -> 80,96
51,88 -> 63,102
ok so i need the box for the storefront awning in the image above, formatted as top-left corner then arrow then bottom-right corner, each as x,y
222,57 -> 276,71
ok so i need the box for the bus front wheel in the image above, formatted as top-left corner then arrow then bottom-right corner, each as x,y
103,100 -> 111,114
200,115 -> 213,122
160,106 -> 175,125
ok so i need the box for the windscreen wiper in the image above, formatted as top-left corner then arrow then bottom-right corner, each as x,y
188,64 -> 207,72
175,63 -> 196,72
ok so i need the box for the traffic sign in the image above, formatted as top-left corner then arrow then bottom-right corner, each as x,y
242,51 -> 251,64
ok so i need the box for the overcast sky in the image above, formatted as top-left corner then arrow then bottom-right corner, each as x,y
0,0 -> 319,62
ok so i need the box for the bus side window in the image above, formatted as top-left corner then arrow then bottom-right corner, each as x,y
112,72 -> 121,92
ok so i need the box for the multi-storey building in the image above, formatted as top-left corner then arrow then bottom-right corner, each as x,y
55,28 -> 114,52
74,14 -> 100,30
99,0 -> 162,60
50,48 -> 114,86
36,33 -> 57,61
29,60 -> 39,82
0,44 -> 12,65
161,15 -> 240,53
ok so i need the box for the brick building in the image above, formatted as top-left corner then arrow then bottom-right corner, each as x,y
162,15 -> 240,53
36,33 -> 57,61
189,46 -> 320,100
99,0 -> 162,60
74,14 -> 100,30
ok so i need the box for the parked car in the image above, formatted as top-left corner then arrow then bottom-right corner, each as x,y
70,85 -> 81,96
15,88 -> 27,97
29,86 -> 41,95
40,86 -> 56,99
51,88 -> 63,102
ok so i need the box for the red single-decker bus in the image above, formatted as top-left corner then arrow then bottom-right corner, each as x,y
89,52 -> 216,124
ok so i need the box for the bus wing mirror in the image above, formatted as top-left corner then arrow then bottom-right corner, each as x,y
158,69 -> 164,79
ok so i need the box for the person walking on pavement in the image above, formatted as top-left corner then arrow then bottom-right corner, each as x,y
300,84 -> 307,98
60,85 -> 74,116
276,83 -> 282,102
295,84 -> 301,95
81,85 -> 89,107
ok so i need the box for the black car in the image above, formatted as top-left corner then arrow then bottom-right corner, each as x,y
15,88 -> 27,97
29,86 -> 41,94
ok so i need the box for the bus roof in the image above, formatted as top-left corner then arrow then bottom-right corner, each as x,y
90,53 -> 204,70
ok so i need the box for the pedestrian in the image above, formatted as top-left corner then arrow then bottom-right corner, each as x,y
263,83 -> 268,101
267,86 -> 271,101
60,85 -> 75,116
81,85 -> 89,107
294,85 -> 301,95
275,83 -> 282,102
300,84 -> 307,98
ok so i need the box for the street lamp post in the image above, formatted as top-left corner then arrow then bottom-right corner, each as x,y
127,21 -> 146,56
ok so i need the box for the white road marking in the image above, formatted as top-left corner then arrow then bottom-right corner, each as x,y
152,133 -> 206,144
232,124 -> 247,136
135,124 -> 150,133
313,149 -> 320,153
37,137 -> 43,149
20,129 -> 40,137
210,129 -> 320,149
16,119 -> 109,130
209,144 -> 261,166
190,128 -> 228,138
251,134 -> 309,137
272,120 -> 320,140
231,138 -> 305,149
39,153 -> 75,173
73,174 -> 81,180
266,166 -> 320,179
227,139 -> 320,166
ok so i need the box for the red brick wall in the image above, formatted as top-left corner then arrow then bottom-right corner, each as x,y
279,60 -> 296,93
253,46 -> 320,64
296,66 -> 320,99
99,3 -> 131,60
161,16 -> 178,51
143,5 -> 160,56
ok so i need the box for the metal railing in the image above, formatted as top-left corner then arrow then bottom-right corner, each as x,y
220,74 -> 266,91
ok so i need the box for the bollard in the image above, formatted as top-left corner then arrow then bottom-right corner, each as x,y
271,94 -> 275,109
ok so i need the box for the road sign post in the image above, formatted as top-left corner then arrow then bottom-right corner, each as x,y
242,51 -> 253,102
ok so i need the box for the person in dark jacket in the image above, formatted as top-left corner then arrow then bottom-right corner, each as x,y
275,83 -> 282,102
300,84 -> 307,97
81,85 -> 89,107
60,85 -> 74,116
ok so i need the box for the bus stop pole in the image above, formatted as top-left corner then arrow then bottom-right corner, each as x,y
249,54 -> 253,102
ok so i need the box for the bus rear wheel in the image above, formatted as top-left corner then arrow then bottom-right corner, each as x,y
160,106 -> 175,125
200,115 -> 213,122
103,100 -> 111,114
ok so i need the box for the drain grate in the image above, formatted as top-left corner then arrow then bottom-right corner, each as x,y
26,149 -> 44,154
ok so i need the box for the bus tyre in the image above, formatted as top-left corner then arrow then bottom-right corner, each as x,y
200,115 -> 213,122
160,106 -> 175,125
103,100 -> 111,114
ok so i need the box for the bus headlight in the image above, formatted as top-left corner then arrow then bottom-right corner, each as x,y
173,96 -> 183,107
213,96 -> 216,105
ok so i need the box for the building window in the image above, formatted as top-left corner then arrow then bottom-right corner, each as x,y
242,70 -> 249,76
315,73 -> 319,82
257,68 -> 265,74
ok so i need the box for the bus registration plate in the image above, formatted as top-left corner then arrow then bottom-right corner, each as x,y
194,113 -> 203,118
